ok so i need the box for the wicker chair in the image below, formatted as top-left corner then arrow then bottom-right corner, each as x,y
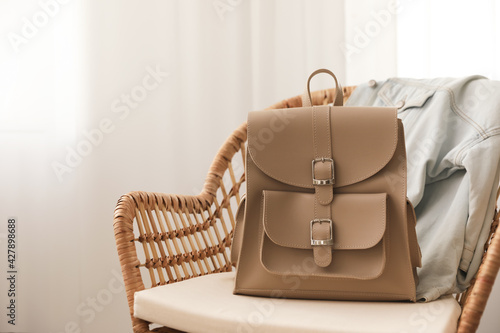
113,87 -> 500,333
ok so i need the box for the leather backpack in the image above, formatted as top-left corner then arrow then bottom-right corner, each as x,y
232,69 -> 421,301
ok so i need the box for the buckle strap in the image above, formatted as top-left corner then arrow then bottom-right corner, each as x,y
312,107 -> 334,206
310,219 -> 333,268
312,158 -> 335,186
311,105 -> 334,267
310,219 -> 333,246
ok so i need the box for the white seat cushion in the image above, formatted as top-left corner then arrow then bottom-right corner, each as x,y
134,272 -> 461,333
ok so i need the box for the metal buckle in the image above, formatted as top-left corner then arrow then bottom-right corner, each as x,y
312,158 -> 335,185
310,219 -> 334,246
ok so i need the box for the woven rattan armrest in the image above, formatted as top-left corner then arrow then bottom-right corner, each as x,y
114,190 -> 239,333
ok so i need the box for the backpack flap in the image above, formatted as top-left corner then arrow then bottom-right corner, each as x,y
247,105 -> 398,188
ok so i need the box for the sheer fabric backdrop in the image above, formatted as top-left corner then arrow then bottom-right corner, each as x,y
0,0 -> 498,332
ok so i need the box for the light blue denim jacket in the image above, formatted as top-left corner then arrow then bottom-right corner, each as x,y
346,76 -> 500,301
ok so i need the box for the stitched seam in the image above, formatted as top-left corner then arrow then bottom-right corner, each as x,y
234,288 -> 411,298
485,127 -> 500,136
377,82 -> 394,106
409,93 -> 434,109
456,131 -> 500,165
314,191 -> 317,228
257,192 -> 265,270
463,245 -> 475,252
454,136 -> 484,166
259,240 -> 386,280
326,107 -> 332,164
382,212 -> 389,279
263,193 -> 386,249
446,87 -> 487,138
398,125 -> 416,297
324,107 -> 333,203
399,93 -> 433,113
231,196 -> 246,263
406,200 -> 420,265
388,78 -> 488,138
314,106 -> 333,205
313,246 -> 331,267
312,222 -> 332,266
313,105 -> 318,161
380,82 -> 434,112
247,111 -> 305,187
389,77 -> 447,90
312,107 -> 318,224
234,148 -> 254,289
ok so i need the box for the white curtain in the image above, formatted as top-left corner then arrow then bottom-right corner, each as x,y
0,0 -> 497,332
397,0 -> 500,80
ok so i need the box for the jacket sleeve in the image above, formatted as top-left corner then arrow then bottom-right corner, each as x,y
457,134 -> 500,288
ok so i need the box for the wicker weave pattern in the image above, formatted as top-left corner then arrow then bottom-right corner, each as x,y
113,86 -> 500,333
457,203 -> 500,332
